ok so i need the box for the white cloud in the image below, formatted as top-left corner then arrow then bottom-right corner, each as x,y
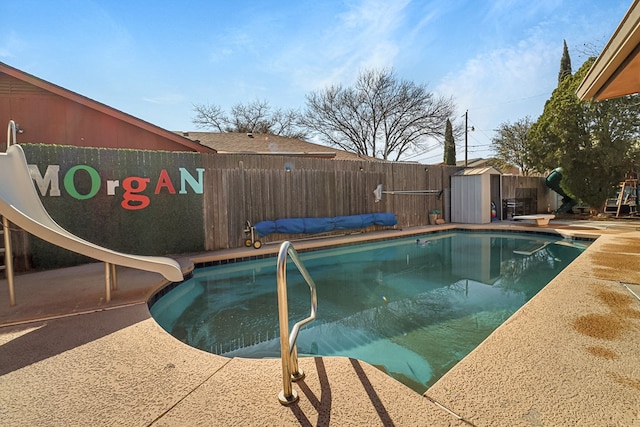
435,33 -> 559,159
283,0 -> 412,90
209,47 -> 234,63
142,93 -> 186,105
208,30 -> 257,64
0,31 -> 26,58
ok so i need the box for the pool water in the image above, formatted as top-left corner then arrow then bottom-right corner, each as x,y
151,231 -> 588,393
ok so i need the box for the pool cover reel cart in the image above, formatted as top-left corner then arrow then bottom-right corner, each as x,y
244,221 -> 263,249
244,213 -> 398,249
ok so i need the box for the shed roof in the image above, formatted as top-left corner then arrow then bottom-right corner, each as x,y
454,167 -> 501,176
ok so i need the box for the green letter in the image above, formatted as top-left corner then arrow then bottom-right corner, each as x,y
63,165 -> 101,200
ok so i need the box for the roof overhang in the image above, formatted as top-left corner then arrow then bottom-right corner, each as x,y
0,61 -> 214,152
577,0 -> 640,101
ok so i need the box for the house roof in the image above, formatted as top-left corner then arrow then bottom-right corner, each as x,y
0,61 -> 213,153
180,132 -> 381,161
577,0 -> 640,100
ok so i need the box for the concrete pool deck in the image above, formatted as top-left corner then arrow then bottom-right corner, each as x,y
1,220 -> 639,425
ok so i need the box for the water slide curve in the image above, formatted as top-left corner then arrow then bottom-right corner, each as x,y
546,168 -> 577,214
0,144 -> 183,282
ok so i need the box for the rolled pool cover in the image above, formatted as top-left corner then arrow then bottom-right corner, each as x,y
253,213 -> 397,237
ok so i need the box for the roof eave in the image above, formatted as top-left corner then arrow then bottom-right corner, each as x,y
577,0 -> 640,100
0,61 -> 213,153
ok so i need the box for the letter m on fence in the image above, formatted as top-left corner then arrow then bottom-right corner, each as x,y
28,164 -> 61,196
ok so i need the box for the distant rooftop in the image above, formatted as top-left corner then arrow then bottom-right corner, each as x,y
455,158 -> 488,168
177,132 -> 381,161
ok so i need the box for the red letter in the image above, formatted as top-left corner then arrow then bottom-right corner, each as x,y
121,177 -> 151,210
154,169 -> 176,194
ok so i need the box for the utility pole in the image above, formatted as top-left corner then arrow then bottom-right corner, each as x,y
464,110 -> 474,168
464,110 -> 468,168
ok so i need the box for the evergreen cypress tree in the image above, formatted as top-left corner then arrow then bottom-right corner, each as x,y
558,39 -> 572,85
530,58 -> 640,211
443,118 -> 456,165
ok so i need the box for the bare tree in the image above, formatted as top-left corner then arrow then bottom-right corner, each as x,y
575,37 -> 607,62
192,99 -> 306,138
227,99 -> 272,133
270,108 -> 307,139
192,103 -> 227,132
491,116 -> 535,176
300,68 -> 456,161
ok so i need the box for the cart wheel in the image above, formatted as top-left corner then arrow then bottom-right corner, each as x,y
244,239 -> 252,247
253,240 -> 262,249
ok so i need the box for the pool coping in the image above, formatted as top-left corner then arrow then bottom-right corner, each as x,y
1,220 -> 639,425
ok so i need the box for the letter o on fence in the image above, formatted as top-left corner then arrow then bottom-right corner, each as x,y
63,165 -> 101,200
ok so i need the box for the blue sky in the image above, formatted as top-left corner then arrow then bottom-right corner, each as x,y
0,0 -> 632,163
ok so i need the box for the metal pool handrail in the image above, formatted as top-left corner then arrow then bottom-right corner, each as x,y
276,241 -> 318,405
7,120 -> 17,150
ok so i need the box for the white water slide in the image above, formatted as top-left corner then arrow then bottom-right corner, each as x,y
1,121 -> 183,305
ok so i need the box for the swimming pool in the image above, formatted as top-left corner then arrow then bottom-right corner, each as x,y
151,231 -> 589,393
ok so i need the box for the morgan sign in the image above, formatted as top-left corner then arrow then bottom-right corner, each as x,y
29,163 -> 205,210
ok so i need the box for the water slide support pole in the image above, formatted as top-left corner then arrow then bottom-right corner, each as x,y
3,216 -> 15,306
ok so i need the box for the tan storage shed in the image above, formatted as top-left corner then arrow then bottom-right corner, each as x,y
451,167 -> 502,224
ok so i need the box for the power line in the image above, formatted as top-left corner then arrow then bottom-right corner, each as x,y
402,142 -> 443,161
467,91 -> 551,111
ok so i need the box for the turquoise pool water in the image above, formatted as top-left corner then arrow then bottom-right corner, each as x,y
151,231 -> 589,393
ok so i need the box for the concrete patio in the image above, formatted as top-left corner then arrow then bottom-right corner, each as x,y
1,221 -> 639,426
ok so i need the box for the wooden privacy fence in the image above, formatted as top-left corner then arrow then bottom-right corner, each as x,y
18,144 -> 204,270
501,175 -> 554,218
201,154 -> 462,250
8,144 -> 553,272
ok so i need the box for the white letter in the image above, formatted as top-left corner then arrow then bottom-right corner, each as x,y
28,164 -> 61,196
106,180 -> 120,196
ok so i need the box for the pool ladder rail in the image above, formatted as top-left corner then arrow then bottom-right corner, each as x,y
276,241 -> 318,405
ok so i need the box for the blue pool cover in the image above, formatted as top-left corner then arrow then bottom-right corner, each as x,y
253,213 -> 397,237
